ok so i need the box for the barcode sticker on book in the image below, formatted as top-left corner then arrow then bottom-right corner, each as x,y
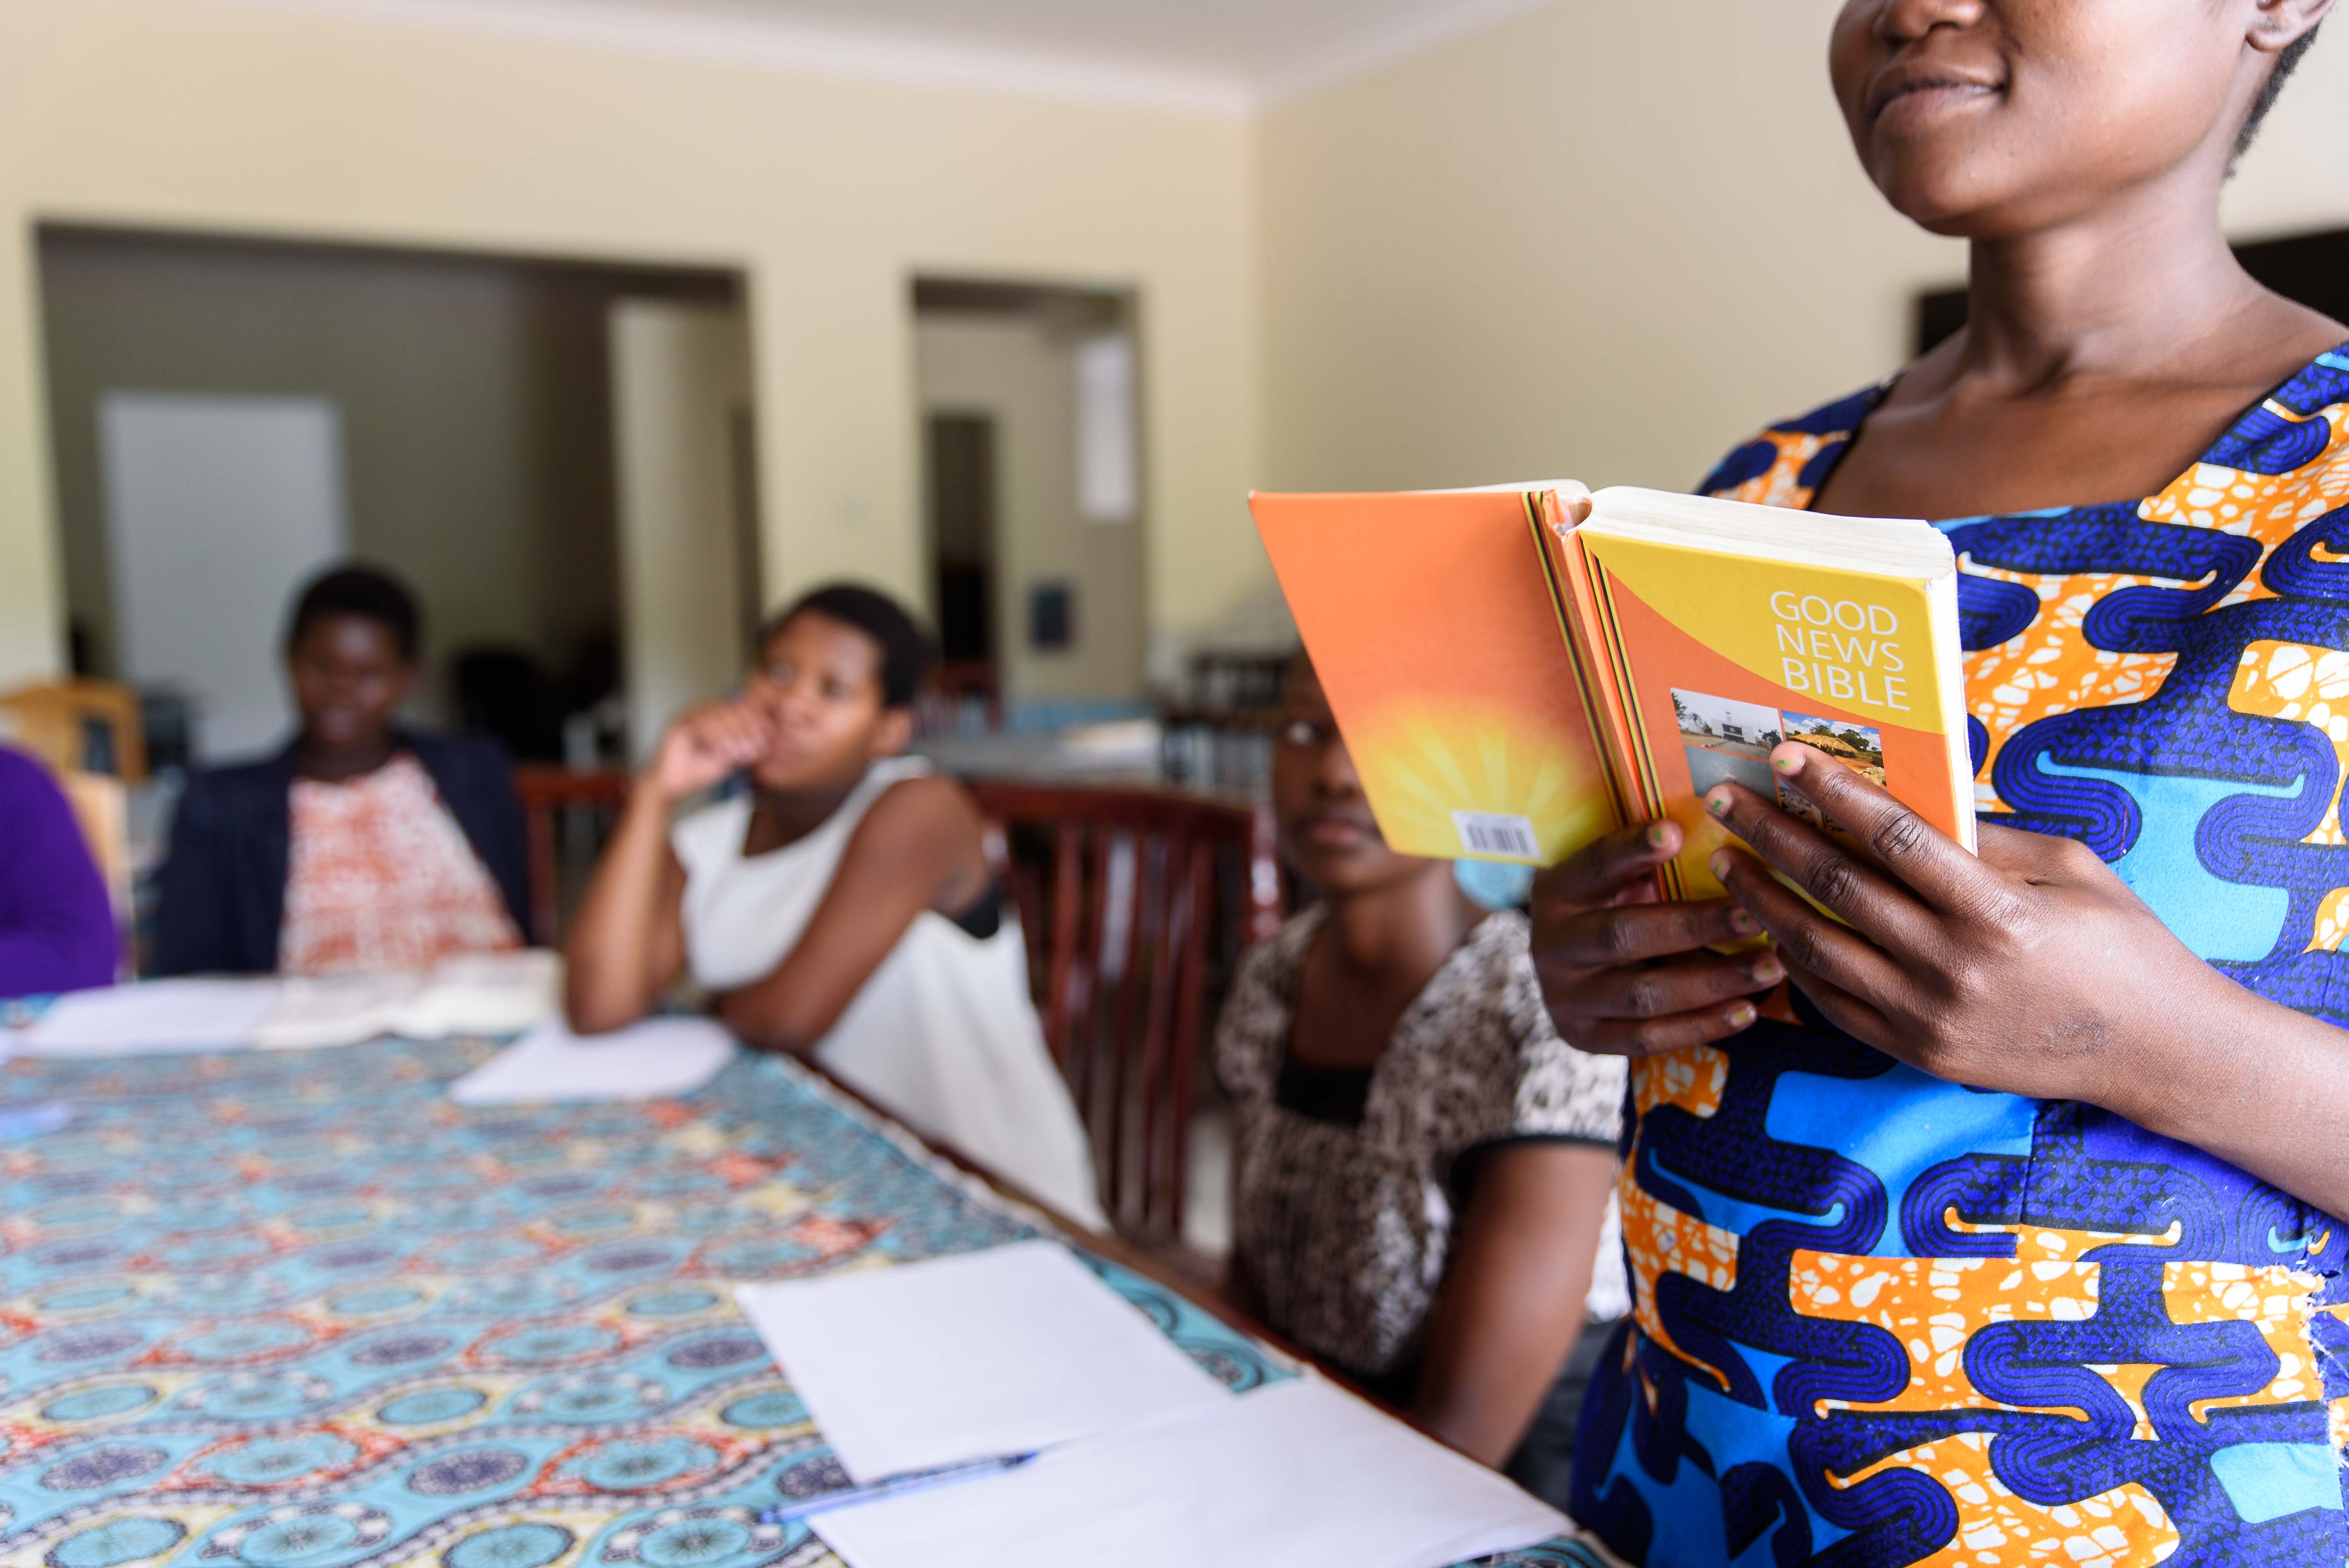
1451,811 -> 1541,861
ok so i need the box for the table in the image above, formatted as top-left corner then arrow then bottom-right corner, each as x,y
0,1036 -> 1606,1567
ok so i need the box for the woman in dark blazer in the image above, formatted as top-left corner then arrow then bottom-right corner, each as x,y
153,566 -> 531,976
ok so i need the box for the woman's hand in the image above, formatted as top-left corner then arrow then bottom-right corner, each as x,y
647,700 -> 773,801
1529,821 -> 1787,1056
1700,741 -> 2232,1105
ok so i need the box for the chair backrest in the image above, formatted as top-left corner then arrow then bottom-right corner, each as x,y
0,680 -> 147,782
513,765 -> 637,943
968,780 -> 1283,1242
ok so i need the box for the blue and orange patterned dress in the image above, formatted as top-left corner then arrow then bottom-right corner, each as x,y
1571,346 -> 2349,1567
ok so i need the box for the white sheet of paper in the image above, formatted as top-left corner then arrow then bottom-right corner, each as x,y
397,949 -> 563,1039
734,1240 -> 1228,1482
252,975 -> 424,1050
446,1017 -> 735,1106
814,1377 -> 1570,1568
18,979 -> 285,1057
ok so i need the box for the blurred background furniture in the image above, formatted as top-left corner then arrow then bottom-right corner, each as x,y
918,659 -> 1003,738
56,771 -> 132,932
1154,650 -> 1289,800
1182,651 -> 1289,719
970,781 -> 1283,1254
514,765 -> 635,944
453,646 -> 565,763
0,678 -> 146,782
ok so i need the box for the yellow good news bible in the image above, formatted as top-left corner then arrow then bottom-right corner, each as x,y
1248,483 -> 1974,901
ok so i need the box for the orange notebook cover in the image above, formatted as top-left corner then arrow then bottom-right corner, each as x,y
1249,487 -> 1616,866
1250,484 -> 1971,889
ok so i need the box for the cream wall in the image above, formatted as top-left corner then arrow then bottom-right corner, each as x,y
1258,2 -> 2349,496
0,0 -> 1260,689
915,313 -> 1148,707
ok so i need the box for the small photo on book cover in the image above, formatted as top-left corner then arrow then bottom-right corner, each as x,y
1774,711 -> 1886,832
1673,689 -> 1784,798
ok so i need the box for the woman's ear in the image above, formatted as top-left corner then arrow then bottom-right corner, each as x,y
2249,0 -> 2332,53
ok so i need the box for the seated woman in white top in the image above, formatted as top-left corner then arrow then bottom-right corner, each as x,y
565,584 -> 1103,1228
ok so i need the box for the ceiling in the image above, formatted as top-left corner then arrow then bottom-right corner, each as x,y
630,0 -> 1518,82
387,0 -> 1549,105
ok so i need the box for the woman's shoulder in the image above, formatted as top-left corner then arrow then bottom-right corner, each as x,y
1241,907 -> 1323,991
176,748 -> 297,813
1435,912 -> 1626,1135
861,762 -> 970,821
0,744 -> 60,794
1697,382 -> 1889,510
849,764 -> 986,857
404,729 -> 517,787
0,747 -> 77,827
1214,909 -> 1322,1089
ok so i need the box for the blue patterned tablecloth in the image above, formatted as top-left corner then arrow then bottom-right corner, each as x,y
0,1036 -> 1606,1568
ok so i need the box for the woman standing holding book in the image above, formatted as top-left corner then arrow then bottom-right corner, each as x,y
1536,2 -> 2349,1564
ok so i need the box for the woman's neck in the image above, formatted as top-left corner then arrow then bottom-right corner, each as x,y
1321,865 -> 1483,985
294,732 -> 400,784
743,775 -> 865,856
1953,173 -> 2270,394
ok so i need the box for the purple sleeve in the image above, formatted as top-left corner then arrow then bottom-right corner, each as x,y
0,749 -> 118,998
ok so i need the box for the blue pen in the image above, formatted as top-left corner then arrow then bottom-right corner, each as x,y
757,1452 -> 1036,1525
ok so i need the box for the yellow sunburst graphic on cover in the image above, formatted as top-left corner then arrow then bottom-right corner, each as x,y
1347,703 -> 1610,865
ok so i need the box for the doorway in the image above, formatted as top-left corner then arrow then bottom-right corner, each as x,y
912,278 -> 1145,734
927,410 -> 1000,672
37,225 -> 747,770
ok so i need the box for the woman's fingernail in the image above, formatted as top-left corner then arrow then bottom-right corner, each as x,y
1729,908 -> 1759,934
1728,1003 -> 1759,1029
1704,789 -> 1732,818
1647,821 -> 1673,849
1752,957 -> 1784,985
1710,850 -> 1736,880
1772,748 -> 1802,774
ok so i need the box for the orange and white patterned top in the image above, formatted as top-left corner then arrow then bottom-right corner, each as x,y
279,753 -> 521,976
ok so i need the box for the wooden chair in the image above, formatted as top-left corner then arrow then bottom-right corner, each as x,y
968,781 -> 1284,1244
0,679 -> 146,781
57,771 -> 132,923
513,765 -> 636,943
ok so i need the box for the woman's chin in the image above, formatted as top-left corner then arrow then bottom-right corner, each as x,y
1873,169 -> 2110,248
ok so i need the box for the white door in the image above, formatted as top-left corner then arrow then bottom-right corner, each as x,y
610,302 -> 755,763
98,392 -> 349,762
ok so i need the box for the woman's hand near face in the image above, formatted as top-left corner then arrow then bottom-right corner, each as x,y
648,701 -> 774,801
567,699 -> 768,1034
1529,821 -> 1786,1057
